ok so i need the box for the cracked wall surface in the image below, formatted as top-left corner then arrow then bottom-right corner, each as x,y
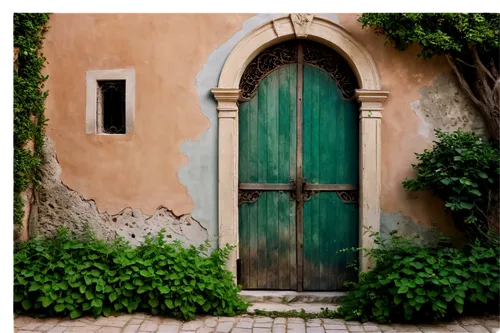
411,74 -> 487,141
31,137 -> 208,246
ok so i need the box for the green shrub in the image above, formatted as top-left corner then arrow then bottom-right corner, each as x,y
403,129 -> 500,239
336,230 -> 500,323
14,229 -> 249,320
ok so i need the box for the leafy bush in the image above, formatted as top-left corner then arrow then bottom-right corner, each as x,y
403,129 -> 500,239
336,230 -> 500,323
14,229 -> 249,320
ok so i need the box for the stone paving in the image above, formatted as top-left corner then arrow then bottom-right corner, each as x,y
13,313 -> 500,333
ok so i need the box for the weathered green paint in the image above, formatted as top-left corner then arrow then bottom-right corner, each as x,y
302,65 -> 359,291
238,60 -> 358,291
238,64 -> 297,289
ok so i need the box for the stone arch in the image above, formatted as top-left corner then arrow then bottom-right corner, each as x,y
211,14 -> 389,278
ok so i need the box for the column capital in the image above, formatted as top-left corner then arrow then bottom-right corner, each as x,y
355,89 -> 390,103
211,88 -> 240,118
355,90 -> 390,119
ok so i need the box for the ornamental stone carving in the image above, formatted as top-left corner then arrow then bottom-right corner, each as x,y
290,13 -> 314,37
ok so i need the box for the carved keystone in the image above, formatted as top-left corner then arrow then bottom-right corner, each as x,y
290,13 -> 314,38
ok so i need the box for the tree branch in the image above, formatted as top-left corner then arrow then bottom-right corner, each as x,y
446,55 -> 483,107
472,45 -> 496,82
490,58 -> 499,78
455,57 -> 476,68
446,55 -> 499,141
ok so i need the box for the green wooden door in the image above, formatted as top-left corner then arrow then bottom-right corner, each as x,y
238,41 -> 358,291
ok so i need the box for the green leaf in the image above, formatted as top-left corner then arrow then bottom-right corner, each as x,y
454,295 -> 464,304
460,202 -> 473,210
91,298 -> 103,308
478,171 -> 488,179
102,306 -> 111,317
441,178 -> 452,185
455,303 -> 463,313
137,286 -> 149,294
165,299 -> 174,309
28,283 -> 41,292
415,295 -> 426,304
70,309 -> 83,319
202,302 -> 211,312
124,283 -> 134,290
109,292 -> 118,303
42,297 -> 53,308
478,293 -> 487,303
22,300 -> 32,310
479,278 -> 491,286
398,286 -> 409,294
426,257 -> 436,265
436,299 -> 447,309
140,270 -> 152,278
158,286 -> 170,294
55,304 -> 65,312
149,298 -> 159,308
415,277 -> 424,285
468,189 -> 481,196
85,290 -> 94,300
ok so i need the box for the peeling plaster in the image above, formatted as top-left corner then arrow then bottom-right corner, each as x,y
411,74 -> 487,142
31,137 -> 208,246
380,209 -> 438,244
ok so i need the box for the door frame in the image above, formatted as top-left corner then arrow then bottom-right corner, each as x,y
211,14 -> 389,280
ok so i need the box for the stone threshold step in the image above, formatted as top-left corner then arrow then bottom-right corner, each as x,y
239,290 -> 346,304
247,302 -> 340,314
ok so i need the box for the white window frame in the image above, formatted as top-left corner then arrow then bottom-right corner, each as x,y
86,69 -> 135,134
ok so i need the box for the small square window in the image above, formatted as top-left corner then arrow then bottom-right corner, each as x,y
86,69 -> 135,135
97,80 -> 126,134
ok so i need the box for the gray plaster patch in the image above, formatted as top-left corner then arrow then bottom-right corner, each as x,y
30,137 -> 208,246
411,74 -> 487,142
178,13 -> 340,249
380,210 -> 438,245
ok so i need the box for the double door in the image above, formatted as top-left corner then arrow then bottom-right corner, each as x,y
238,43 -> 359,291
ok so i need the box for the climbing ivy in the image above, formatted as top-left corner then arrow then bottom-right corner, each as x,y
14,14 -> 50,226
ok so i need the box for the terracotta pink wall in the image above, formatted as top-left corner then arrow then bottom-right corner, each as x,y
43,13 -> 252,216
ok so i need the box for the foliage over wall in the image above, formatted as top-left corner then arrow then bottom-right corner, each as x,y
14,13 -> 50,226
403,129 -> 500,244
358,13 -> 500,141
14,229 -> 249,320
358,13 -> 500,246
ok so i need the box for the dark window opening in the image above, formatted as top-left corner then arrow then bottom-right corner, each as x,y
97,80 -> 126,134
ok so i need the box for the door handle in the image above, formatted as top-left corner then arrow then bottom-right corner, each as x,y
302,179 -> 316,202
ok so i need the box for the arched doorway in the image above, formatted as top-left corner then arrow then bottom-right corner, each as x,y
211,14 -> 389,283
237,40 -> 359,291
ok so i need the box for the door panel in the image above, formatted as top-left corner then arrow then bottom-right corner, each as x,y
302,65 -> 359,291
238,64 -> 297,289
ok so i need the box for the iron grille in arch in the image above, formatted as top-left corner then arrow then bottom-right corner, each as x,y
239,40 -> 359,102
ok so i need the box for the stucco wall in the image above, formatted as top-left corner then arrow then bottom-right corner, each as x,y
37,13 -> 486,245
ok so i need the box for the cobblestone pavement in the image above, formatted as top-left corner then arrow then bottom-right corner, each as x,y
13,313 -> 500,333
